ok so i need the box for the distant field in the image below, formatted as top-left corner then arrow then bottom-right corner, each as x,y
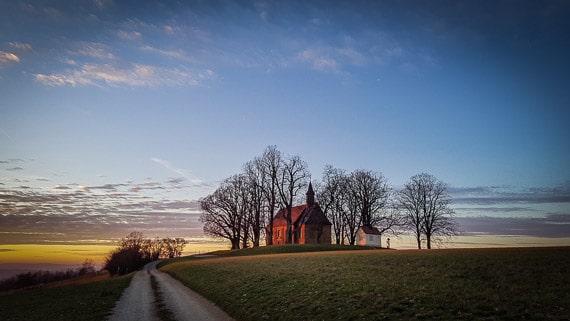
162,246 -> 570,321
0,274 -> 132,321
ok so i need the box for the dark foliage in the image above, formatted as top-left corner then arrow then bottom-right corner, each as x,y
103,231 -> 187,276
0,259 -> 96,291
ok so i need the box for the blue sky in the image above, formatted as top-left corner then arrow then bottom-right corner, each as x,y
1,0 -> 569,247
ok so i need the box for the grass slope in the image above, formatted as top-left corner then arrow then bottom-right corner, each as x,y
162,247 -> 570,321
0,274 -> 133,321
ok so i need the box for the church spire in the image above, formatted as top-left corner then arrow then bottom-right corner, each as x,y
306,182 -> 315,207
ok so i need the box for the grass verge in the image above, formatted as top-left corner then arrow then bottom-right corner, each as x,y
0,274 -> 133,321
150,274 -> 176,321
162,247 -> 570,321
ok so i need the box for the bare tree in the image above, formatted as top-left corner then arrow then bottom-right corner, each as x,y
350,169 -> 390,226
244,159 -> 265,247
257,146 -> 283,245
162,237 -> 187,258
342,184 -> 362,245
399,173 -> 457,249
200,175 -> 248,250
277,155 -> 309,244
318,165 -> 348,245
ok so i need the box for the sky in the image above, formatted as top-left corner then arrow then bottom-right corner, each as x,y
1,0 -> 570,270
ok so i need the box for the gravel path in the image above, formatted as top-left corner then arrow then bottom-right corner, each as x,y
108,261 -> 234,321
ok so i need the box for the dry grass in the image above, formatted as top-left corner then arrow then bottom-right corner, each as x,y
0,273 -> 133,321
162,247 -> 570,321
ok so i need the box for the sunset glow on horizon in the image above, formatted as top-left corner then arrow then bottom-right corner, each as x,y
1,0 -> 569,278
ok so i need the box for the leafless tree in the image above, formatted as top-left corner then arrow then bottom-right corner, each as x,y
350,169 -> 390,226
244,159 -> 265,247
342,184 -> 362,245
257,145 -> 283,245
141,237 -> 163,261
399,173 -> 457,249
277,155 -> 309,244
319,167 -> 402,245
318,165 -> 348,244
161,237 -> 187,258
200,175 -> 248,250
120,231 -> 145,251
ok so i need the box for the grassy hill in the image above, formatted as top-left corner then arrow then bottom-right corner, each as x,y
1,246 -> 568,321
161,246 -> 570,321
0,274 -> 132,321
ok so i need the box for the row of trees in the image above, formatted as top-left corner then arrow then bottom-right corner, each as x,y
0,259 -> 96,291
200,146 -> 457,250
200,146 -> 311,249
320,168 -> 457,249
104,232 -> 187,275
318,166 -> 400,246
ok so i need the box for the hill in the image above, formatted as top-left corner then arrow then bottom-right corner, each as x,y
0,274 -> 132,321
161,246 -> 570,321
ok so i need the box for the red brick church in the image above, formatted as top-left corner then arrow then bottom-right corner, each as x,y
267,183 -> 332,245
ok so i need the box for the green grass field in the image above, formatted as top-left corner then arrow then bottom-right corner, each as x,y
0,274 -> 133,321
161,246 -> 570,321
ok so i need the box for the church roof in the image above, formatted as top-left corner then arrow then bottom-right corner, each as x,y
271,183 -> 332,228
273,205 -> 307,227
359,225 -> 381,235
272,203 -> 332,227
297,204 -> 332,226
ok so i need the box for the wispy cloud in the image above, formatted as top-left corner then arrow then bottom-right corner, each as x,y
0,184 -> 203,245
72,42 -> 116,60
151,157 -> 208,187
296,48 -> 339,72
9,42 -> 32,51
34,63 -> 214,87
456,214 -> 570,238
450,184 -> 570,204
141,45 -> 194,62
117,30 -> 142,40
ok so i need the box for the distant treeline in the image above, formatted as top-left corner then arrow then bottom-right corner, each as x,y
0,259 -> 96,292
104,232 -> 187,276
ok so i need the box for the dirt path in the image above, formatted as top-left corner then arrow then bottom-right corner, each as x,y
108,261 -> 234,321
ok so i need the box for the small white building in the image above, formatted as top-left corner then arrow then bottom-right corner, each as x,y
355,225 -> 382,247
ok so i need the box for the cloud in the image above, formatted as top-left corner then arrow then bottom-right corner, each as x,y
34,63 -> 214,87
151,157 -> 209,187
337,48 -> 366,66
6,167 -> 23,171
0,52 -> 20,64
168,177 -> 185,185
450,184 -> 570,205
9,42 -> 32,51
0,185 -> 204,245
72,42 -> 116,60
456,214 -> 570,238
296,48 -> 339,72
141,45 -> 194,62
117,30 -> 142,40
163,25 -> 181,35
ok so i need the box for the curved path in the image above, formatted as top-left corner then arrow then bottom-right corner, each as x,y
108,261 -> 234,321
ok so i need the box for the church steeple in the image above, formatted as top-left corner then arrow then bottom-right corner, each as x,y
306,182 -> 315,207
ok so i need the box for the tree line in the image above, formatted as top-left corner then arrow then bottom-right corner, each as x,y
200,146 -> 457,250
104,232 -> 187,276
0,259 -> 96,291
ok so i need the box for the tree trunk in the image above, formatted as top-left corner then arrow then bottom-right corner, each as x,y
285,206 -> 293,244
231,238 -> 240,250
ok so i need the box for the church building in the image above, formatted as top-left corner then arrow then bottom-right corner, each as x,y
267,183 -> 332,245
